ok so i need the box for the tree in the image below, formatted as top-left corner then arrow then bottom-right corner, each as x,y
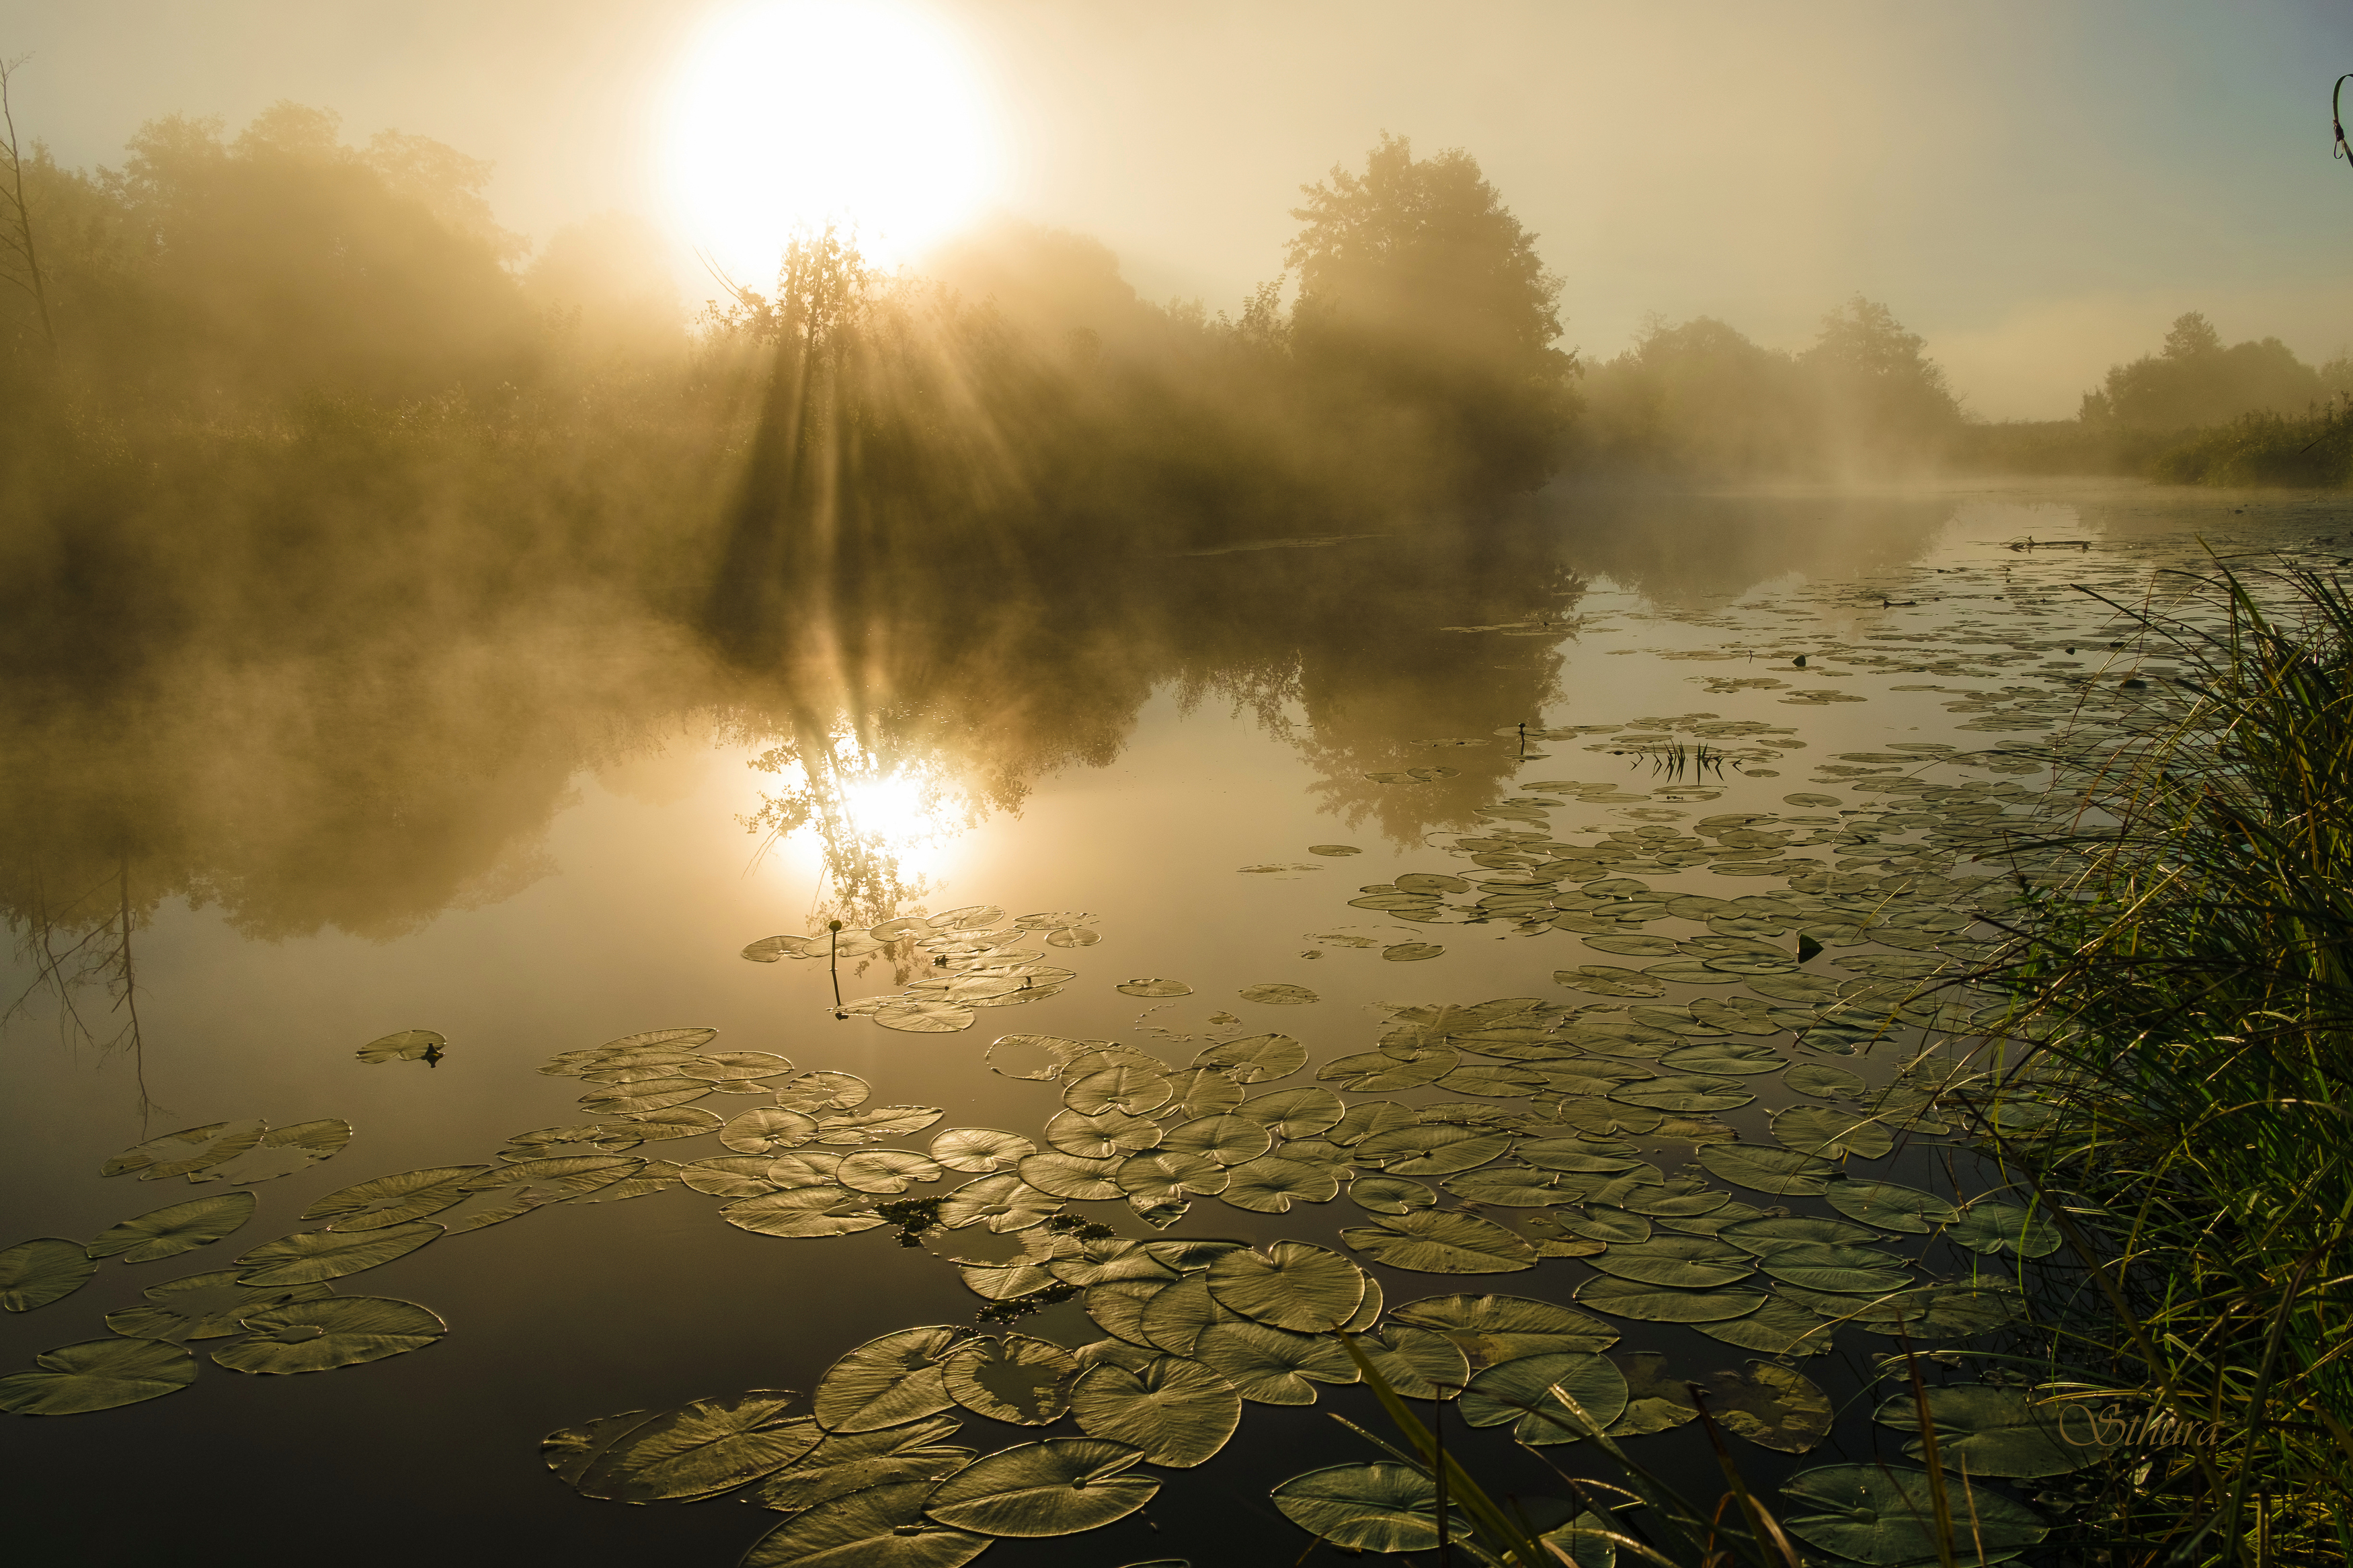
1798,296 -> 1962,464
2081,311 -> 2323,428
0,55 -> 54,356
1285,134 -> 1579,497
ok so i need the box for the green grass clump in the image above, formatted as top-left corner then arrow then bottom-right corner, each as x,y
1984,559 -> 2353,1562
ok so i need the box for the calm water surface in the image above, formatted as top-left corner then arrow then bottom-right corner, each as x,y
3,478 -> 2343,1565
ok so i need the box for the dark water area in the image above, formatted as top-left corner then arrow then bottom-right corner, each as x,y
5,477 -> 2346,1566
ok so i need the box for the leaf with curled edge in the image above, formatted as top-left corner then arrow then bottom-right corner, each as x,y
85,1192 -> 258,1264
210,1296 -> 447,1377
301,1167 -> 486,1231
1070,1354 -> 1240,1466
233,1221 -> 443,1286
104,1269 -> 333,1341
1,1239 -> 97,1312
1271,1461 -> 1468,1554
0,1337 -> 196,1415
1206,1242 -> 1366,1331
922,1438 -> 1159,1537
1341,1211 -> 1536,1276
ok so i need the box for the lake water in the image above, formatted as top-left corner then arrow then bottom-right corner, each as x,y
3,477 -> 2342,1565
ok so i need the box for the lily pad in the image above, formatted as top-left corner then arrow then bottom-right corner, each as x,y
1341,1210 -> 1536,1274
923,1437 -> 1159,1536
942,1333 -> 1078,1425
1383,943 -> 1444,962
1695,1293 -> 1835,1357
1353,1126 -> 1512,1176
723,1186 -> 883,1239
930,1128 -> 1035,1174
1607,1352 -> 1700,1436
234,1221 -> 442,1286
1271,1462 -> 1467,1553
1238,983 -> 1319,1005
1611,1073 -> 1753,1114
745,1479 -> 991,1567
775,1072 -> 873,1114
210,1296 -> 447,1376
837,1152 -> 944,1194
356,1029 -> 445,1063
1390,1294 -> 1618,1363
1190,1033 -> 1306,1083
1823,1178 -> 1960,1234
1460,1350 -> 1629,1444
1117,979 -> 1193,997
1948,1200 -> 2064,1258
107,1120 -> 267,1182
1205,1243 -> 1366,1331
1702,1360 -> 1833,1452
0,1336 -> 197,1415
1584,1236 -> 1754,1290
1347,1175 -> 1438,1216
1576,1276 -> 1766,1323
1874,1383 -> 2107,1477
1070,1354 -> 1241,1465
936,1175 -> 1062,1234
103,1269 -> 335,1342
1780,1463 -> 2045,1565
83,1192 -> 257,1266
1220,1157 -> 1341,1213
744,1418 -> 974,1515
1193,1320 -> 1358,1403
1062,1066 -> 1172,1118
1696,1143 -> 1835,1196
1661,1042 -> 1787,1075
0,1239 -> 97,1311
723,1108 -> 822,1155
986,1034 -> 1086,1081
301,1166 -> 485,1231
1771,1105 -> 1896,1160
1160,1114 -> 1274,1166
1556,966 -> 1667,999
873,999 -> 978,1034
813,1327 -> 962,1434
1016,1153 -> 1125,1201
1784,1063 -> 1868,1100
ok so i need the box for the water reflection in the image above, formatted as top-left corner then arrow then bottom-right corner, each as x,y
1,493 -> 2001,1007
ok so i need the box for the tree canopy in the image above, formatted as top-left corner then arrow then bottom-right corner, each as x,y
2082,311 -> 2328,429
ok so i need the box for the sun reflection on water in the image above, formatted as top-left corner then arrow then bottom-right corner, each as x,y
745,728 -> 978,927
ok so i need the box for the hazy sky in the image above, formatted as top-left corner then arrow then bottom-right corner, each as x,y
7,0 -> 2352,417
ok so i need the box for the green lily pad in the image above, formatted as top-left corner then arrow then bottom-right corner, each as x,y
301,1167 -> 485,1231
1389,1294 -> 1618,1362
1271,1462 -> 1468,1553
1138,1278 -> 1240,1356
210,1296 -> 446,1376
776,1072 -> 873,1114
1063,1066 -> 1172,1118
1351,1325 -> 1472,1401
1784,1284 -> 2025,1338
1576,1276 -> 1766,1323
942,1333 -> 1077,1425
1696,1143 -> 1835,1196
929,1129 -> 1035,1175
1341,1210 -> 1536,1274
1206,1243 -> 1366,1331
744,1417 -> 973,1514
1017,1153 -> 1125,1202
1695,1293 -> 1835,1357
1755,1243 -> 1913,1294
1720,1216 -> 1880,1253
1070,1354 -> 1240,1465
0,1336 -> 197,1415
1661,1042 -> 1786,1075
1443,1165 -> 1577,1206
1045,1108 -> 1160,1159
1948,1200 -> 2064,1258
356,1029 -> 446,1063
1606,1352 -> 1700,1436
1701,1360 -> 1833,1452
986,1034 -> 1086,1081
1611,1074 -> 1753,1113
1352,1126 -> 1512,1176
1823,1178 -> 1960,1233
1348,1175 -> 1438,1216
1586,1236 -> 1754,1290
723,1187 -> 883,1239
1117,1151 -> 1230,1204
1084,1280 -> 1172,1346
1235,1087 -> 1345,1138
1117,979 -> 1193,997
1239,983 -> 1319,1005
838,1152 -> 945,1194
872,999 -> 978,1034
1460,1350 -> 1629,1444
1435,1063 -> 1548,1098
815,1327 -> 962,1434
1784,1063 -> 1867,1100
1191,1033 -> 1306,1083
1780,1463 -> 2045,1565
108,1120 -> 268,1182
1193,1321 -> 1358,1403
1771,1106 -> 1895,1160
1874,1383 -> 2108,1477
923,1438 -> 1158,1536
194,1119 -> 357,1186
744,1479 -> 990,1566
1557,966 -> 1667,999
102,1270 -> 334,1342
233,1221 -> 442,1286
0,1239 -> 97,1311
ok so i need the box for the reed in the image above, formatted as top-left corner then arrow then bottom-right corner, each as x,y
1977,556 -> 2353,1562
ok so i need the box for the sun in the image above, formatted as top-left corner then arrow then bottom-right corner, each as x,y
662,0 -> 998,282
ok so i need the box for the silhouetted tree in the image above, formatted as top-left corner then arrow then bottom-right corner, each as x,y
1285,133 -> 1579,498
0,56 -> 54,356
1798,295 -> 1962,462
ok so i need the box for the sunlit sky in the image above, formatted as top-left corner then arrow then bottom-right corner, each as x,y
8,0 -> 2353,417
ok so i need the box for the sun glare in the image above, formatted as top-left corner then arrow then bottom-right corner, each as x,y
663,0 -> 998,282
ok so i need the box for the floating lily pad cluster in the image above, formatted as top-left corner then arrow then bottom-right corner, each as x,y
744,905 -> 1095,1032
97,1116 -> 354,1186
